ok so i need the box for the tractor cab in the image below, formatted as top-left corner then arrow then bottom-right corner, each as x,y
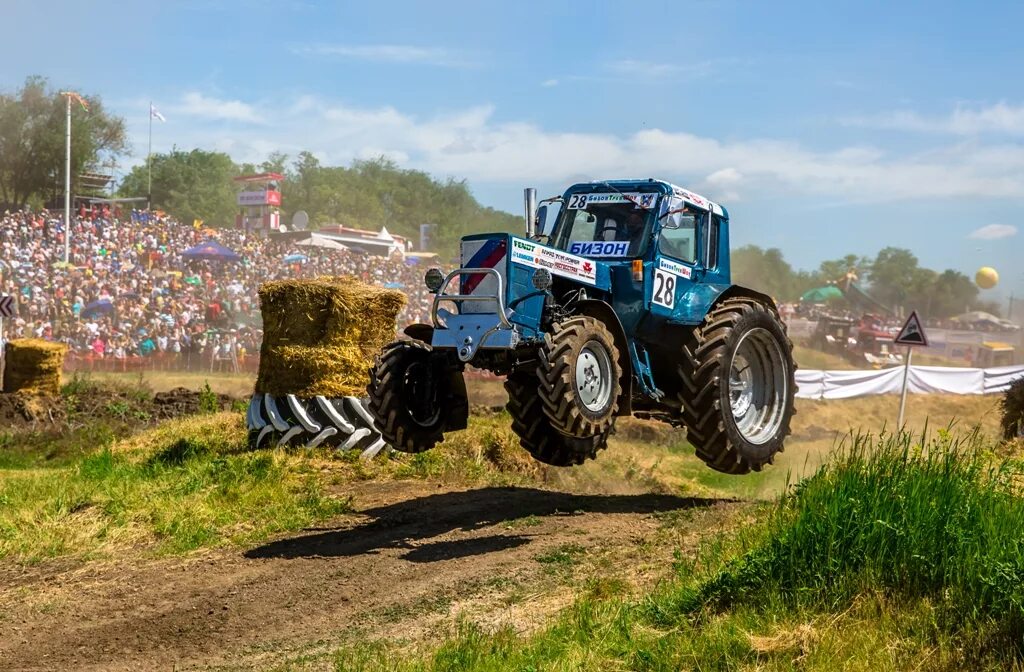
540,180 -> 732,327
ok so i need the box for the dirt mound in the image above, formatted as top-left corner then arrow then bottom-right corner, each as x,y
152,387 -> 235,418
0,392 -> 65,428
0,384 -> 238,433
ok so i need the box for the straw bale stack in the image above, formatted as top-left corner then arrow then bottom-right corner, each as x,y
255,276 -> 406,398
3,338 -> 67,396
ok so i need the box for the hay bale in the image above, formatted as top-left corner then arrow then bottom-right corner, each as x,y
258,276 -> 406,349
256,276 -> 406,397
3,338 -> 67,396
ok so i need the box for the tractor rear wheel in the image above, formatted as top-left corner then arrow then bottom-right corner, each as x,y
538,316 -> 621,438
1002,377 -> 1024,441
505,371 -> 613,466
367,340 -> 451,453
677,297 -> 795,474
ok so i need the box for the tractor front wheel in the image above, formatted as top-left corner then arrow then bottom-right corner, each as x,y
538,316 -> 622,438
505,371 -> 613,466
678,297 -> 796,474
368,340 -> 452,453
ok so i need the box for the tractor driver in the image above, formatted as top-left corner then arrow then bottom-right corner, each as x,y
619,211 -> 647,256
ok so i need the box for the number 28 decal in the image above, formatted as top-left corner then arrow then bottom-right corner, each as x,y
652,268 -> 676,309
567,193 -> 589,209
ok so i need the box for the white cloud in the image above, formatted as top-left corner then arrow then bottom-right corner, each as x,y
293,43 -> 472,68
845,102 -> 1024,136
174,92 -> 262,123
541,79 -> 559,88
607,59 -> 714,79
705,167 -> 743,186
133,94 -> 1024,206
968,224 -> 1018,240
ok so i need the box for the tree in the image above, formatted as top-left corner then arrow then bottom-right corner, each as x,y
928,269 -> 979,318
0,76 -> 128,209
119,148 -> 238,226
868,247 -> 921,312
730,245 -> 818,302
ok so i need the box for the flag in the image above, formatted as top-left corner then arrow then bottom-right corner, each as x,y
193,218 -> 203,229
61,91 -> 89,112
150,103 -> 166,122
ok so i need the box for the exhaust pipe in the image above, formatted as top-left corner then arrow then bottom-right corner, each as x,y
523,187 -> 537,238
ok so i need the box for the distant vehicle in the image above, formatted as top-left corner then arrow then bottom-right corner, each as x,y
807,313 -> 903,367
975,342 -> 1016,368
810,315 -> 856,358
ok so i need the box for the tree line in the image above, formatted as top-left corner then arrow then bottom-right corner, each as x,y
116,149 -> 522,255
732,244 -> 1000,318
0,77 -> 127,209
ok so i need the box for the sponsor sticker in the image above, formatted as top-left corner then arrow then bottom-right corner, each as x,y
658,257 -> 693,279
511,238 -> 597,285
652,268 -> 676,309
567,192 -> 657,210
670,185 -> 723,214
568,241 -> 630,257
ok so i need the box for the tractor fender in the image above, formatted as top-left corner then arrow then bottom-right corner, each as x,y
714,285 -> 781,318
403,323 -> 434,343
576,299 -> 633,415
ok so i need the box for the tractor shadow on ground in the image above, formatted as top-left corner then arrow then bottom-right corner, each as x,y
245,486 -> 733,563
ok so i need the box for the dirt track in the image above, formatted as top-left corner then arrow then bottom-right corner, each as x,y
0,480 -> 738,671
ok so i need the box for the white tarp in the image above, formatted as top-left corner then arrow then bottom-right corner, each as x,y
909,365 -> 986,395
795,365 -> 1024,400
984,365 -> 1024,395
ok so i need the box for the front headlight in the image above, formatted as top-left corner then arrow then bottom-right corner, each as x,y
424,268 -> 444,293
531,267 -> 553,291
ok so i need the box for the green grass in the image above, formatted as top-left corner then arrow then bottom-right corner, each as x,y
0,413 -> 351,562
676,427 -> 1024,657
327,428 -> 1024,671
0,411 -> 542,565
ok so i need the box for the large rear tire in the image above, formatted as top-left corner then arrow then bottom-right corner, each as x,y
677,297 -> 796,474
367,340 -> 451,454
1002,377 -> 1024,441
538,316 -> 622,438
505,371 -> 613,466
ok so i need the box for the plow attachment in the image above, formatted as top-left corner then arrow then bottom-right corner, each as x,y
246,393 -> 386,459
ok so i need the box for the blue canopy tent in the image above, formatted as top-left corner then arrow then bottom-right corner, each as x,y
181,240 -> 242,263
81,299 -> 114,319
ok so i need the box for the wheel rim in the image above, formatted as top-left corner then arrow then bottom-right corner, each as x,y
728,328 -> 788,445
405,360 -> 442,427
575,342 -> 614,413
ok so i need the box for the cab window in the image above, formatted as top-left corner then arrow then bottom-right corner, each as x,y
705,216 -> 720,269
659,209 -> 698,263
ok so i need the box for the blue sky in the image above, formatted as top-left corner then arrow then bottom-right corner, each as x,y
4,0 -> 1023,303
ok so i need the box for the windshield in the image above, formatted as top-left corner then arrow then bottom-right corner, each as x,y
552,191 -> 660,258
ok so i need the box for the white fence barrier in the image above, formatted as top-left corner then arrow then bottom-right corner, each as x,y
795,365 -> 1024,400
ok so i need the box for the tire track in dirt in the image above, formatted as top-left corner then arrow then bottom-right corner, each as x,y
0,481 -> 739,671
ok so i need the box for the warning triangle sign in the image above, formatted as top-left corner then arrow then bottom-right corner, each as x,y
894,310 -> 929,347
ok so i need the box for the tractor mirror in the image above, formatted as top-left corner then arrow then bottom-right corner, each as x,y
535,204 -> 548,235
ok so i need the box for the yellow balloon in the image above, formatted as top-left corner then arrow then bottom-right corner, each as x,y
975,266 -> 999,290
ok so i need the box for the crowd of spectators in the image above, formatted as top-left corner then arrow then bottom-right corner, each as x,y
0,206 -> 440,372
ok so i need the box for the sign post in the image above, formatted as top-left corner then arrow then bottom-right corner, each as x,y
894,310 -> 929,427
0,294 -> 14,383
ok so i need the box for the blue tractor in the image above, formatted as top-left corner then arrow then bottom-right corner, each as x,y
367,179 -> 796,474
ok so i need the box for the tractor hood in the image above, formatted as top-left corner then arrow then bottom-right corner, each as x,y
457,233 -> 612,336
460,233 -> 612,299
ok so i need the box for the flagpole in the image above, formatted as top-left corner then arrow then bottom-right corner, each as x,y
64,93 -> 72,264
147,101 -> 153,211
